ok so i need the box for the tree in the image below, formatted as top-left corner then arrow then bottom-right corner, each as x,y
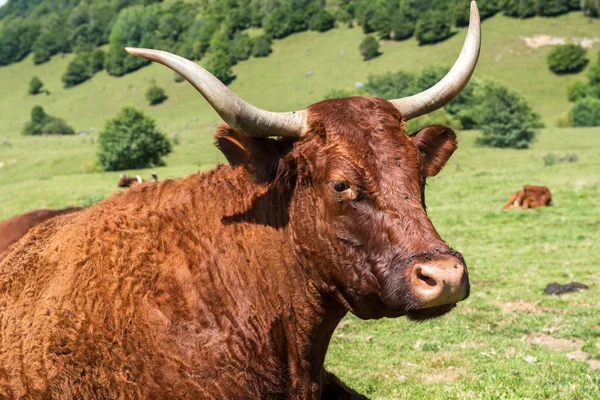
29,76 -> 44,95
390,12 -> 415,40
89,49 -> 105,74
569,97 -> 600,126
231,32 -> 253,62
97,107 -> 172,171
309,9 -> 335,32
363,71 -> 416,99
582,0 -> 600,17
537,0 -> 570,16
146,85 -> 168,105
547,44 -> 589,74
474,81 -> 543,149
22,106 -> 75,136
252,35 -> 273,58
104,6 -> 158,77
62,55 -> 92,88
567,81 -> 591,102
359,35 -> 381,61
0,18 -> 40,66
415,10 -> 453,45
205,50 -> 235,84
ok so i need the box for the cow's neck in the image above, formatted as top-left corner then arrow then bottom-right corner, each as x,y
210,167 -> 347,397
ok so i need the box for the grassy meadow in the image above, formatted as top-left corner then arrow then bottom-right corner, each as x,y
0,9 -> 599,399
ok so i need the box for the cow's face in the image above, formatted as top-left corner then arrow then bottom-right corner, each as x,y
288,97 -> 469,320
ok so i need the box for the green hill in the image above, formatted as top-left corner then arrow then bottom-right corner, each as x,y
0,12 -> 599,221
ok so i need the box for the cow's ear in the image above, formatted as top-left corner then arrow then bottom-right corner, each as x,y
215,124 -> 295,182
409,125 -> 457,177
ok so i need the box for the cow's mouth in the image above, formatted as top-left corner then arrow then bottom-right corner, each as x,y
405,303 -> 456,321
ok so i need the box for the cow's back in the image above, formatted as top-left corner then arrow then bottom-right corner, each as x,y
0,170 -> 291,399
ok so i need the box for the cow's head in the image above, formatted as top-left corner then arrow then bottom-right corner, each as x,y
127,2 -> 481,321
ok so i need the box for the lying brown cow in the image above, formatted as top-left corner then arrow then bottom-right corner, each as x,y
0,3 -> 480,398
503,185 -> 552,209
0,207 -> 82,253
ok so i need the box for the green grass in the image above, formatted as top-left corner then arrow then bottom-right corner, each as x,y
0,10 -> 599,399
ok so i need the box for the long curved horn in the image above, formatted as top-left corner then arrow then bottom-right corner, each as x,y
391,1 -> 481,120
125,48 -> 306,138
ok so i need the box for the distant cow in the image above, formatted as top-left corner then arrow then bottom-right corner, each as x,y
0,207 -> 82,253
503,185 -> 552,209
0,3 -> 480,398
118,172 -> 158,188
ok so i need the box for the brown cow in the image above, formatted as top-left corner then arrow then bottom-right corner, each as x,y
0,3 -> 480,398
503,185 -> 552,209
0,207 -> 82,253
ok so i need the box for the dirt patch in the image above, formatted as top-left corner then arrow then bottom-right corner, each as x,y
421,367 -> 470,384
525,334 -> 583,351
496,300 -> 561,314
520,34 -> 600,49
589,360 -> 600,370
566,350 -> 590,361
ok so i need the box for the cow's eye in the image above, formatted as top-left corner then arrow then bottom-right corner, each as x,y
332,181 -> 350,192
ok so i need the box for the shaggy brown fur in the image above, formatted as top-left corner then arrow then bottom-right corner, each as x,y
0,207 -> 82,254
502,185 -> 552,209
0,97 -> 468,399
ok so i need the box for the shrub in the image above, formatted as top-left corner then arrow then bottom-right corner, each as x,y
582,0 -> 600,17
309,9 -> 335,32
89,49 -> 105,74
363,71 -> 416,99
547,44 -> 588,74
33,48 -> 51,65
22,106 -> 75,136
62,56 -> 92,88
146,85 -> 168,105
567,81 -> 592,101
569,97 -> 600,126
251,35 -> 272,58
390,13 -> 415,40
81,160 -> 103,173
28,76 -> 44,95
542,153 -> 558,166
230,32 -> 253,63
359,35 -> 381,61
173,72 -> 185,83
537,0 -> 570,16
415,11 -> 453,45
589,63 -> 600,85
323,88 -> 355,100
474,81 -> 544,149
205,50 -> 235,84
97,106 -> 172,171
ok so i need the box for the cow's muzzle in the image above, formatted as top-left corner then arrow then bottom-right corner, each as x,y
410,255 -> 469,309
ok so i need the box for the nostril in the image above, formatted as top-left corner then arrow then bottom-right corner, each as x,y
416,268 -> 437,287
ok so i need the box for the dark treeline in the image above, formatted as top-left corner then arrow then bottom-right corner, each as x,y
0,0 -> 598,84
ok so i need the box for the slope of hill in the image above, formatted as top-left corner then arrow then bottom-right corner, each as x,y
0,11 -> 598,219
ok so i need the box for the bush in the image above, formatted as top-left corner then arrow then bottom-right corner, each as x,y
359,35 -> 381,61
97,106 -> 172,171
415,10 -> 453,45
537,0 -> 570,16
324,88 -> 355,100
33,48 -> 51,65
251,35 -> 272,58
363,71 -> 416,99
146,85 -> 168,105
582,0 -> 600,17
390,13 -> 415,40
309,9 -> 335,32
230,32 -> 253,63
22,106 -> 75,136
89,49 -> 105,74
62,56 -> 92,88
569,97 -> 600,126
205,50 -> 235,84
29,76 -> 44,95
173,72 -> 185,83
547,44 -> 589,74
474,81 -> 544,149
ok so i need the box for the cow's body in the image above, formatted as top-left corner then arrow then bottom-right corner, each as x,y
0,207 -> 82,253
503,185 -> 552,209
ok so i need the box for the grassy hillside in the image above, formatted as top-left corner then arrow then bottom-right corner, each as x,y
0,10 -> 599,398
0,13 -> 599,217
